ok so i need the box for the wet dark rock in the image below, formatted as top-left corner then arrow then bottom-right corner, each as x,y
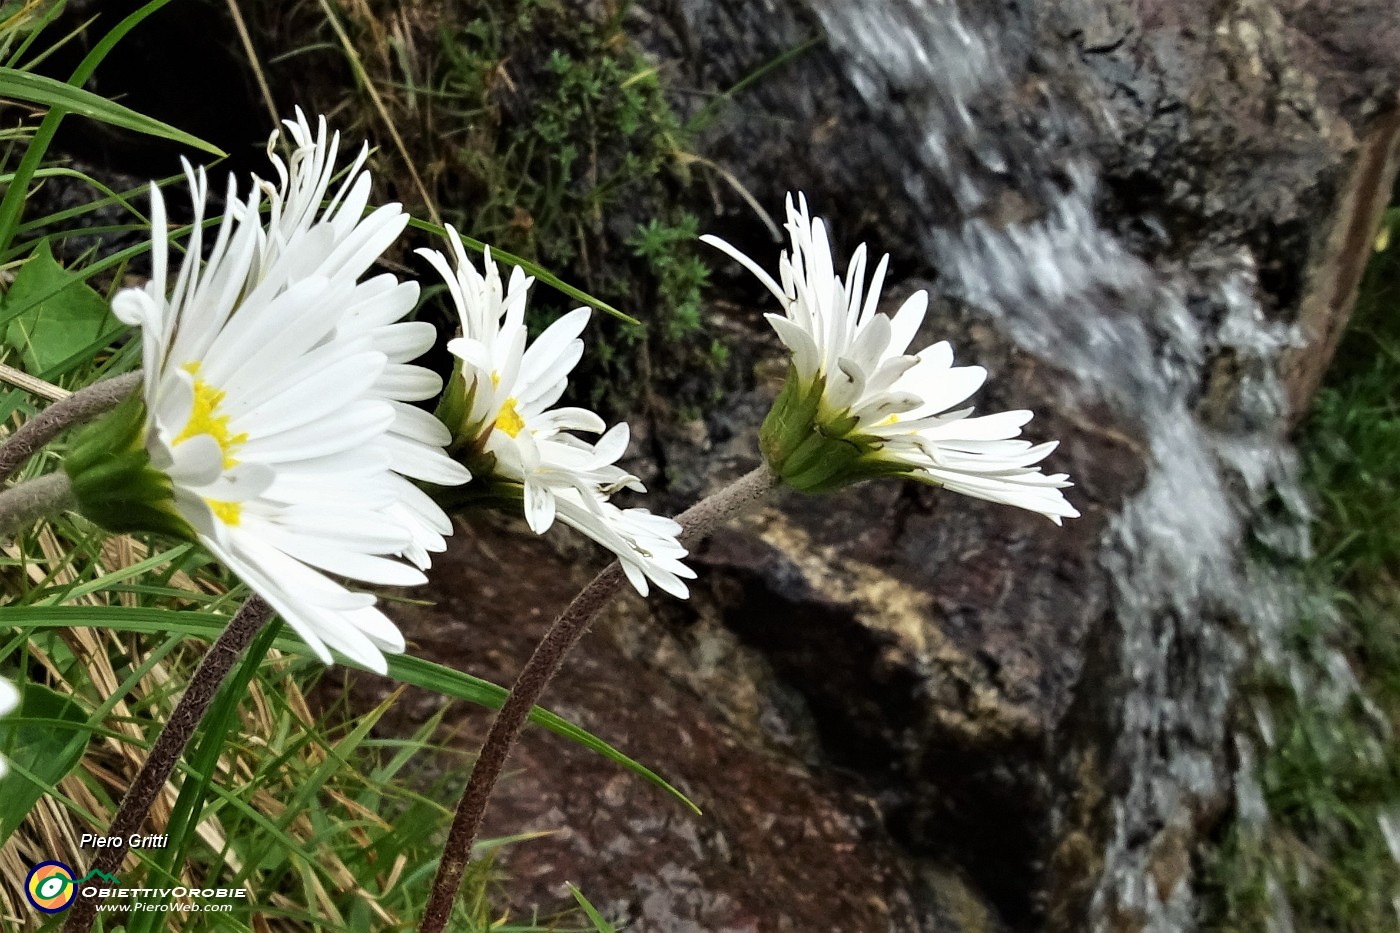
642,0 -> 1400,410
638,0 -> 926,274
360,522 -> 997,932
1048,0 -> 1400,416
649,305 -> 1148,927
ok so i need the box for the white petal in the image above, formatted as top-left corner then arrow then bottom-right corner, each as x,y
114,115 -> 467,668
518,307 -> 590,389
765,313 -> 820,380
524,480 -> 557,534
0,677 -> 18,717
165,435 -> 225,487
376,365 -> 445,402
380,434 -> 473,486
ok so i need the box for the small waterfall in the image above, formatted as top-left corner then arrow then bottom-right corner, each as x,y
806,0 -> 1320,928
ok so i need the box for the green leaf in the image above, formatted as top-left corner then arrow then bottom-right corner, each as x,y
2,241 -> 122,372
4,605 -> 701,814
0,682 -> 92,843
0,66 -> 224,156
408,217 -> 639,325
568,884 -> 618,933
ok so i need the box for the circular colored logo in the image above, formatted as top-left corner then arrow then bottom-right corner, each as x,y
25,861 -> 76,913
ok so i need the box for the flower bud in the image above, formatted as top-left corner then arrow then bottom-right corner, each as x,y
760,365 -> 908,493
63,393 -> 196,540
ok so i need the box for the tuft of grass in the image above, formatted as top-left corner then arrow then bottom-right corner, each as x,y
1205,205 -> 1400,930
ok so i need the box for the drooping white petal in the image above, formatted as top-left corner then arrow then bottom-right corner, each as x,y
553,489 -> 697,599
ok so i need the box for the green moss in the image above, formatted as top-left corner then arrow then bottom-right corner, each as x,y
425,0 -> 721,413
627,215 -> 710,343
434,2 -> 684,264
258,0 -> 723,416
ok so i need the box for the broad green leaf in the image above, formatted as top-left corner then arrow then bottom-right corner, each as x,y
2,240 -> 122,371
0,681 -> 92,842
4,605 -> 700,814
0,66 -> 223,156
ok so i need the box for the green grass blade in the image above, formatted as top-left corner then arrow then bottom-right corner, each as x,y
0,68 -> 224,156
0,0 -> 183,255
0,222 -> 179,332
568,883 -> 618,933
29,544 -> 193,604
408,216 -> 638,325
140,621 -> 282,933
3,605 -> 700,813
126,620 -> 282,933
0,0 -> 187,254
684,35 -> 823,134
1,1 -> 73,71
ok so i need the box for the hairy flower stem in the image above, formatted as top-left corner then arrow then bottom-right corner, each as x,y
419,463 -> 779,933
0,371 -> 141,483
0,471 -> 76,540
62,596 -> 275,933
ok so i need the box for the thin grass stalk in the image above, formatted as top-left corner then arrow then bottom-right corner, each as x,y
0,0 -> 179,254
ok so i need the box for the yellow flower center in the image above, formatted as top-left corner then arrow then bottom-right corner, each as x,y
170,363 -> 250,527
207,500 -> 242,526
172,362 -> 248,469
496,398 -> 526,438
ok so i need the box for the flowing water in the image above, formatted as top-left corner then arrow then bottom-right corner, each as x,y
805,1 -> 1325,928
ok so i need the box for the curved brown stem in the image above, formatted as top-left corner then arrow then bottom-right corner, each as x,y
0,371 -> 141,483
418,463 -> 778,933
62,596 -> 274,933
0,471 -> 75,540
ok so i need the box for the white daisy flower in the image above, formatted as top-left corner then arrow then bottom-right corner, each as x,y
0,675 -> 17,778
702,193 -> 1079,524
419,227 -> 696,597
67,113 -> 469,673
260,111 -> 467,568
